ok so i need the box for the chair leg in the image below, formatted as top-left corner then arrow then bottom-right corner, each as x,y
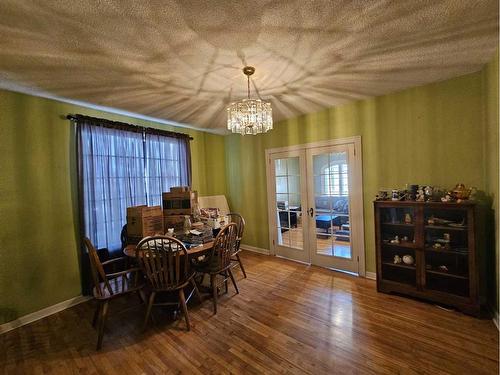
96,301 -> 109,350
178,289 -> 191,331
210,274 -> 218,314
143,292 -> 156,331
137,289 -> 146,304
228,268 -> 239,294
224,271 -> 229,294
190,278 -> 202,303
236,253 -> 247,278
92,302 -> 100,328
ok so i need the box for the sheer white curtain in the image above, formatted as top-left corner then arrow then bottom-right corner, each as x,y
77,119 -> 191,253
145,133 -> 190,207
78,122 -> 146,251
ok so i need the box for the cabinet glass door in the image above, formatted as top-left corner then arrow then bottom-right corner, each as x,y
423,207 -> 470,297
379,206 -> 417,287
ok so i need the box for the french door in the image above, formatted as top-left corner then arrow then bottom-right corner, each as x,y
268,150 -> 310,263
266,138 -> 364,275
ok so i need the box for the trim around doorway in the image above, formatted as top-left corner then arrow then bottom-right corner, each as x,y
264,136 -> 366,277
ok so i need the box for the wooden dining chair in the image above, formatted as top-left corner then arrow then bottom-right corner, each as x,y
227,212 -> 246,278
83,237 -> 145,350
192,223 -> 239,314
135,236 -> 201,331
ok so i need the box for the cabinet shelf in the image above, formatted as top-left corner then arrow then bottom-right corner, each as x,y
382,262 -> 416,270
382,242 -> 416,249
424,247 -> 468,255
426,269 -> 468,280
425,225 -> 467,231
382,222 -> 415,227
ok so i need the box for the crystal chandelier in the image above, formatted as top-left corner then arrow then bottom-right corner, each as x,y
227,66 -> 273,135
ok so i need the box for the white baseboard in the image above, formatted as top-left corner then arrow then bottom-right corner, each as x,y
240,244 -> 270,255
365,271 -> 377,280
0,295 -> 91,335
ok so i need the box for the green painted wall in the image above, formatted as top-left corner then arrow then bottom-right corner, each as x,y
482,51 -> 499,312
0,89 -> 226,324
1,57 -> 497,324
225,71 -> 490,274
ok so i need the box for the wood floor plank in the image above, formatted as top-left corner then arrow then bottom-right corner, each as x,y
0,252 -> 498,374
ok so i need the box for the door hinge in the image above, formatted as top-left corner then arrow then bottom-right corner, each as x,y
357,256 -> 359,262
354,147 -> 356,156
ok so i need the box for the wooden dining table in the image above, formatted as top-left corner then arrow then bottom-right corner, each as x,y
123,240 -> 214,258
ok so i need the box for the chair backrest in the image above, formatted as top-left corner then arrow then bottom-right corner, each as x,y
227,213 -> 245,251
136,235 -> 192,291
209,223 -> 238,271
120,224 -> 128,250
83,237 -> 113,298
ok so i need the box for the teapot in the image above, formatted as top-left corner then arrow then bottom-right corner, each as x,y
452,183 -> 471,200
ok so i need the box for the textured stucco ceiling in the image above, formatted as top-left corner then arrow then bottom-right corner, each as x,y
0,0 -> 498,132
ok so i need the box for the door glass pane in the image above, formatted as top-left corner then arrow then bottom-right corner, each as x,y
275,159 -> 287,176
312,151 -> 351,258
276,176 -> 288,194
274,157 -> 303,251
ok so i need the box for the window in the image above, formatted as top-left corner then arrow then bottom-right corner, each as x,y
76,116 -> 191,252
323,163 -> 348,196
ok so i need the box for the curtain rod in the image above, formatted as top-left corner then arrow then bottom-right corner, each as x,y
66,114 -> 193,140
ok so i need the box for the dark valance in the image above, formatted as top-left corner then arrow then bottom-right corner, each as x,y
67,114 -> 193,140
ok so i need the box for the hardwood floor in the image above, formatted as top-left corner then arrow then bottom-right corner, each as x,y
280,224 -> 352,257
1,252 -> 498,374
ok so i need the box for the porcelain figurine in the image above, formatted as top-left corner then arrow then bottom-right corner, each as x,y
416,188 -> 425,201
441,192 -> 453,202
391,189 -> 399,201
404,213 -> 412,224
424,185 -> 433,200
390,235 -> 400,244
453,183 -> 470,200
402,255 -> 414,265
393,255 -> 402,264
376,190 -> 389,200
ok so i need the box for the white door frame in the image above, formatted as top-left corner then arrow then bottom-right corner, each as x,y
265,136 -> 366,277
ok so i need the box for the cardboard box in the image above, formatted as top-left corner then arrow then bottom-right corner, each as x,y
201,215 -> 228,229
163,214 -> 185,231
162,190 -> 198,216
170,186 -> 190,193
127,205 -> 164,237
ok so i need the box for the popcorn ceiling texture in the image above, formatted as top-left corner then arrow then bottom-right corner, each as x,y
0,0 -> 497,131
